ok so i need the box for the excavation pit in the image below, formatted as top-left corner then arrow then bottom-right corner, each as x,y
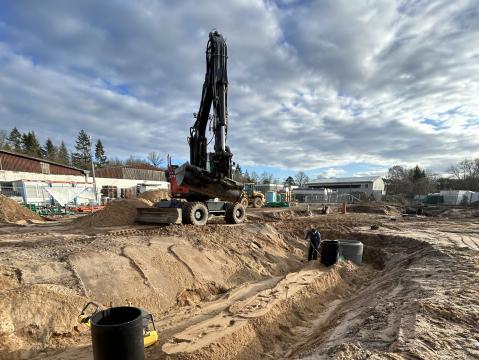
0,213 -> 477,360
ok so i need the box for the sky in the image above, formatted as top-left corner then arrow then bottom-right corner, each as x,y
0,0 -> 478,180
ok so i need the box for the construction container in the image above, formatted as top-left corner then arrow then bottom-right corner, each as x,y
338,239 -> 363,265
265,191 -> 277,203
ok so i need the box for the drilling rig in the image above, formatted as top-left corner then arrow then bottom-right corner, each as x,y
137,30 -> 246,226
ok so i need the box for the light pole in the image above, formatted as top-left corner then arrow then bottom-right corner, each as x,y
89,135 -> 98,203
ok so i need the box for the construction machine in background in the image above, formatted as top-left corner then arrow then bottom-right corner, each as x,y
241,183 -> 265,208
137,30 -> 246,226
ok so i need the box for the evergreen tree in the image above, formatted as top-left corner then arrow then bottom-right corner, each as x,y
284,176 -> 296,187
57,141 -> 70,165
0,130 -> 11,150
21,131 -> 42,157
71,130 -> 92,169
8,127 -> 23,152
94,139 -> 108,167
42,138 -> 57,161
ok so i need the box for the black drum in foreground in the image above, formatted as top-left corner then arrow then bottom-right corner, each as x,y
91,306 -> 144,360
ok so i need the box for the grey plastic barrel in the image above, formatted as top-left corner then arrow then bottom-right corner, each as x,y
338,239 -> 363,265
91,306 -> 144,360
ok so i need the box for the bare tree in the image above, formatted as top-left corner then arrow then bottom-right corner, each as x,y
250,171 -> 260,184
294,171 -> 310,187
448,158 -> 479,191
147,151 -> 164,168
260,171 -> 274,184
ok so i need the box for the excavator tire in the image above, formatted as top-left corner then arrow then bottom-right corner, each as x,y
241,197 -> 248,209
225,202 -> 246,224
253,197 -> 263,208
182,202 -> 208,226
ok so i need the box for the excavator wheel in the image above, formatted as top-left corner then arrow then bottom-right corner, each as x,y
182,202 -> 208,226
252,197 -> 263,208
225,202 -> 246,224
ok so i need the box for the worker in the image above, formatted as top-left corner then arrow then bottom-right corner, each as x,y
305,226 -> 321,261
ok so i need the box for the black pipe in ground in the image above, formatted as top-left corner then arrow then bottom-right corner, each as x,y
91,306 -> 144,360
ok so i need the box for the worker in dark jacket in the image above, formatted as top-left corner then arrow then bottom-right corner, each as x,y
305,227 -> 321,261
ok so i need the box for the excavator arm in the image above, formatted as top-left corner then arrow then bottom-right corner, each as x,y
176,30 -> 243,202
189,30 -> 232,178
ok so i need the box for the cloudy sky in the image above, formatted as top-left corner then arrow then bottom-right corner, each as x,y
0,0 -> 478,179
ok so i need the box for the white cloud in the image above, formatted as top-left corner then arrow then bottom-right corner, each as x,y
316,168 -> 346,179
0,0 -> 478,174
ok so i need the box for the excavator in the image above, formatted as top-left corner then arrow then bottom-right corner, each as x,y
137,30 -> 246,226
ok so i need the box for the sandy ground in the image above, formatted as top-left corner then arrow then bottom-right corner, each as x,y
0,205 -> 478,359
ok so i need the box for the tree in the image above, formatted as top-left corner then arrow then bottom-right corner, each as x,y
243,170 -> 251,182
147,151 -> 164,168
21,131 -> 42,157
8,127 -> 22,152
284,176 -> 296,187
294,171 -> 310,187
232,164 -> 243,182
260,171 -> 274,184
108,157 -> 125,166
448,158 -> 479,191
250,171 -> 260,184
71,130 -> 92,170
0,130 -> 11,150
94,139 -> 108,167
57,141 -> 70,165
125,156 -> 150,167
410,165 -> 426,182
387,164 -> 436,197
42,138 -> 57,161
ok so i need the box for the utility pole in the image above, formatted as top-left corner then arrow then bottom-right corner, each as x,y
89,135 -> 98,203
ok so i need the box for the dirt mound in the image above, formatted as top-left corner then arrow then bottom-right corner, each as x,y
138,189 -> 170,203
348,202 -> 402,216
73,198 -> 152,227
0,195 -> 43,224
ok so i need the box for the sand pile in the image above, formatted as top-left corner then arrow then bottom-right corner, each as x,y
73,198 -> 152,227
0,194 -> 43,224
348,202 -> 402,216
138,188 -> 170,203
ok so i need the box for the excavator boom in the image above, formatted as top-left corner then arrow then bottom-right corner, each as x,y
177,30 -> 243,201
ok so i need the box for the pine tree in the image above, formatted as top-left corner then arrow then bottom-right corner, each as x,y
21,131 -> 42,157
71,130 -> 92,170
42,138 -> 57,161
94,139 -> 108,167
8,127 -> 23,152
0,130 -> 10,150
57,141 -> 70,165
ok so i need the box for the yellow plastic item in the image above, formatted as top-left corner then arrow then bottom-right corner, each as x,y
77,302 -> 159,348
144,330 -> 159,348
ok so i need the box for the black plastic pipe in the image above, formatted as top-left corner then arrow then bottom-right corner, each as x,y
91,306 -> 144,360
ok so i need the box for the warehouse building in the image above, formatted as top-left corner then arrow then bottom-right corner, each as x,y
304,176 -> 385,201
0,150 -> 168,205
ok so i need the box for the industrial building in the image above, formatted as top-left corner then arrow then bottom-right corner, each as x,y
0,150 -> 168,206
304,176 -> 386,201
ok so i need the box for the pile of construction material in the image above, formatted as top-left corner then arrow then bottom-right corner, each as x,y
138,189 -> 170,203
0,194 -> 43,223
73,198 -> 152,227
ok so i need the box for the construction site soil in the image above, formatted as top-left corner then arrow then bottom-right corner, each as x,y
0,204 -> 478,359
